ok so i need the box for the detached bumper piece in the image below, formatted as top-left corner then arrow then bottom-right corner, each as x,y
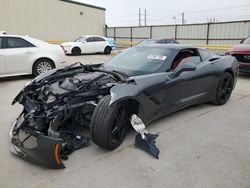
11,135 -> 66,169
10,113 -> 90,169
130,114 -> 160,159
135,133 -> 160,159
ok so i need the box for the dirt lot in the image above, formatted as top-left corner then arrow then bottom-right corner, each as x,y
0,53 -> 250,188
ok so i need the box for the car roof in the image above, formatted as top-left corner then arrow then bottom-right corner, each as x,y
136,43 -> 197,50
0,34 -> 50,46
81,35 -> 105,38
0,34 -> 31,38
144,38 -> 176,41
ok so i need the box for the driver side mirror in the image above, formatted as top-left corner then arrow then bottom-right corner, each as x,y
171,63 -> 197,78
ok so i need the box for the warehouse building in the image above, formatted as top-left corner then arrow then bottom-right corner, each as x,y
0,0 -> 106,42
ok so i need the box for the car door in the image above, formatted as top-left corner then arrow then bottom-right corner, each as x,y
162,48 -> 214,114
92,37 -> 107,52
0,37 -> 6,75
83,37 -> 96,53
4,37 -> 37,74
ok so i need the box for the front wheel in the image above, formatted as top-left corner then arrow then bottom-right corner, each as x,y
33,59 -> 55,76
90,96 -> 131,150
212,72 -> 234,105
72,47 -> 81,56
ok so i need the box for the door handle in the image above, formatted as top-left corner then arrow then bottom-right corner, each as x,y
24,51 -> 34,54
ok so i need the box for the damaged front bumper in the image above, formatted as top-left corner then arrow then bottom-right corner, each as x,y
10,112 -> 90,169
10,113 -> 65,169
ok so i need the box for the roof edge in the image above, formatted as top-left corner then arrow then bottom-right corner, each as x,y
60,0 -> 106,11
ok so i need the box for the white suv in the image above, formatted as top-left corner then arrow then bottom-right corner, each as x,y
0,34 -> 66,77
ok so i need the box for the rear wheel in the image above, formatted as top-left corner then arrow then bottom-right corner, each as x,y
72,47 -> 81,56
90,96 -> 131,150
104,46 -> 112,54
33,59 -> 55,76
212,72 -> 234,105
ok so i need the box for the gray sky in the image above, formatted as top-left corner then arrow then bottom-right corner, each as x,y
76,0 -> 250,26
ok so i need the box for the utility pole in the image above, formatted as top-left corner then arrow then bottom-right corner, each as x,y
181,12 -> 185,25
139,8 -> 141,26
144,9 -> 147,26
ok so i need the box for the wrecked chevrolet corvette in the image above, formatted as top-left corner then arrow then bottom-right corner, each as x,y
10,44 -> 239,168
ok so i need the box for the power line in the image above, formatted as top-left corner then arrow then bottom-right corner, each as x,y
181,12 -> 185,24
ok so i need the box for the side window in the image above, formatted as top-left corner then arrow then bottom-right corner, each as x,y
171,49 -> 201,70
0,38 -> 3,49
94,37 -> 105,42
86,37 -> 94,42
199,49 -> 211,60
6,37 -> 35,48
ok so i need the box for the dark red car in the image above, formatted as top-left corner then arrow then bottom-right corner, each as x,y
227,37 -> 250,73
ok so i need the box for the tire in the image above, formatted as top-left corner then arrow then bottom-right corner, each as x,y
90,95 -> 131,150
72,47 -> 81,56
33,59 -> 55,76
104,46 -> 112,54
212,72 -> 234,105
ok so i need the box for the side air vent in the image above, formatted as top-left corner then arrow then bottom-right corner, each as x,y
209,57 -> 220,62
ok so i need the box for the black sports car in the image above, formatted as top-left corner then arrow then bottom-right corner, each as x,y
10,44 -> 239,169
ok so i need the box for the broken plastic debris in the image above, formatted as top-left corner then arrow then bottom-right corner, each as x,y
59,132 -> 90,160
130,114 -> 160,159
135,133 -> 160,159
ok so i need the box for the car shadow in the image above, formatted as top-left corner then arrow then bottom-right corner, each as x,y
67,53 -> 109,56
239,73 -> 250,80
0,75 -> 34,83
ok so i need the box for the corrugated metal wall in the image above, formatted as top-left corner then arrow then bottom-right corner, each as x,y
107,20 -> 250,47
152,26 -> 175,38
0,0 -> 106,41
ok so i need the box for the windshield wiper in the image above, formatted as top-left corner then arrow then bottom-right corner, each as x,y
112,70 -> 129,77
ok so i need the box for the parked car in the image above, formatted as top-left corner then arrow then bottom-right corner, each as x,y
61,35 -> 114,55
137,38 -> 178,46
11,44 -> 238,169
0,34 -> 66,77
106,37 -> 117,50
227,37 -> 250,73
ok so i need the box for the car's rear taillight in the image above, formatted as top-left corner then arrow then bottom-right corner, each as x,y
60,45 -> 66,55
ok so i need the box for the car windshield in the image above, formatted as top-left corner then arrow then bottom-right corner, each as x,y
104,46 -> 172,76
243,37 -> 250,44
74,37 -> 86,42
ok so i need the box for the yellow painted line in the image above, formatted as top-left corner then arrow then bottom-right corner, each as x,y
47,40 -> 66,44
116,40 -> 233,50
46,40 -> 233,50
196,45 -> 232,50
116,41 -> 137,45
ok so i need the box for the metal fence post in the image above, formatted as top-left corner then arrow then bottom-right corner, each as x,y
105,26 -> 107,37
150,26 -> 153,38
175,25 -> 178,40
114,27 -> 116,42
130,27 -> 133,47
206,23 -> 210,45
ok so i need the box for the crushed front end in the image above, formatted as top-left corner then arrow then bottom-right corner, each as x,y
10,64 -> 120,168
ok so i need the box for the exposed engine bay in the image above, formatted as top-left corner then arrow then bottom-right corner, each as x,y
10,63 -> 159,168
11,64 -> 125,168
